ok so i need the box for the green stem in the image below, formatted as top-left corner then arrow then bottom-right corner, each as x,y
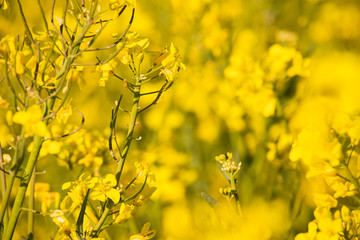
91,206 -> 111,237
36,0 -> 49,34
28,168 -> 36,239
16,0 -> 34,44
342,163 -> 360,192
116,76 -> 141,186
0,143 -> 9,228
92,75 -> 141,237
1,3 -> 96,239
3,135 -> 43,240
0,130 -> 26,228
229,175 -> 243,217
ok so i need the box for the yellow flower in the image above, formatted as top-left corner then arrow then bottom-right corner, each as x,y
56,100 -> 73,124
125,32 -> 149,49
51,210 -> 72,237
159,43 -> 186,82
116,31 -> 149,65
96,61 -> 117,87
1,154 -> 11,164
215,152 -> 241,174
113,203 -> 134,224
117,48 -> 131,65
264,44 -> 310,79
130,222 -> 156,240
0,35 -> 16,59
66,66 -> 84,82
109,0 -> 136,11
90,174 -> 120,203
0,96 -> 9,108
135,161 -> 155,181
287,52 -> 311,77
15,51 -> 25,75
1,0 -> 9,10
313,194 -> 337,209
295,222 -> 318,240
32,182 -> 61,214
326,177 -> 357,198
12,105 -> 48,137
109,0 -> 125,10
61,172 -> 98,212
28,140 -> 63,157
315,207 -> 343,239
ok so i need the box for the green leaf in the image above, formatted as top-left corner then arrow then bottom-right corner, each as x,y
201,192 -> 218,208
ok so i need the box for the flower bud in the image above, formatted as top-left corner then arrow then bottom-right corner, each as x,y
137,52 -> 144,64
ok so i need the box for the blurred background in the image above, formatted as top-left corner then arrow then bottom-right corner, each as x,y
2,0 -> 360,239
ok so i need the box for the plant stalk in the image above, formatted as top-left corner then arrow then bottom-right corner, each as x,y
229,175 -> 243,217
115,77 -> 141,185
3,135 -> 43,240
342,163 -> 360,192
28,167 -> 36,239
92,75 -> 142,237
0,143 -> 9,228
0,130 -> 26,229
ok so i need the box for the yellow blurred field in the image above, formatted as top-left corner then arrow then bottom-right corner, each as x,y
1,0 -> 360,239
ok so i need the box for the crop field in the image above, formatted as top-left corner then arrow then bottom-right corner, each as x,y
1,0 -> 360,239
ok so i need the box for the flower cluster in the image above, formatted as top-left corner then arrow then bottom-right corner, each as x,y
215,152 -> 241,174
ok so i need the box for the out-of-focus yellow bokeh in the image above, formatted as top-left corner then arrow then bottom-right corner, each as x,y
2,0 -> 360,239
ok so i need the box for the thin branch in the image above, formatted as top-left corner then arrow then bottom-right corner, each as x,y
140,89 -> 162,96
41,77 -> 72,120
28,168 -> 36,237
140,74 -> 160,84
116,5 -> 127,19
109,95 -> 123,162
122,175 -> 148,202
85,7 -> 134,52
37,0 -> 49,35
5,56 -> 24,109
87,21 -> 109,49
16,0 -> 34,44
62,0 -> 69,37
36,66 -> 68,105
342,162 -> 360,193
0,71 -> 11,85
70,24 -> 79,44
139,81 -> 170,113
20,208 -> 44,215
32,44 -> 41,88
336,173 -> 350,182
346,144 -> 355,166
113,133 -> 123,156
125,176 -> 137,190
93,19 -> 113,24
43,108 -> 85,141
70,0 -> 85,19
112,73 -> 125,81
0,143 -> 9,226
51,0 -> 69,54
68,8 -> 83,27
14,73 -> 26,94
